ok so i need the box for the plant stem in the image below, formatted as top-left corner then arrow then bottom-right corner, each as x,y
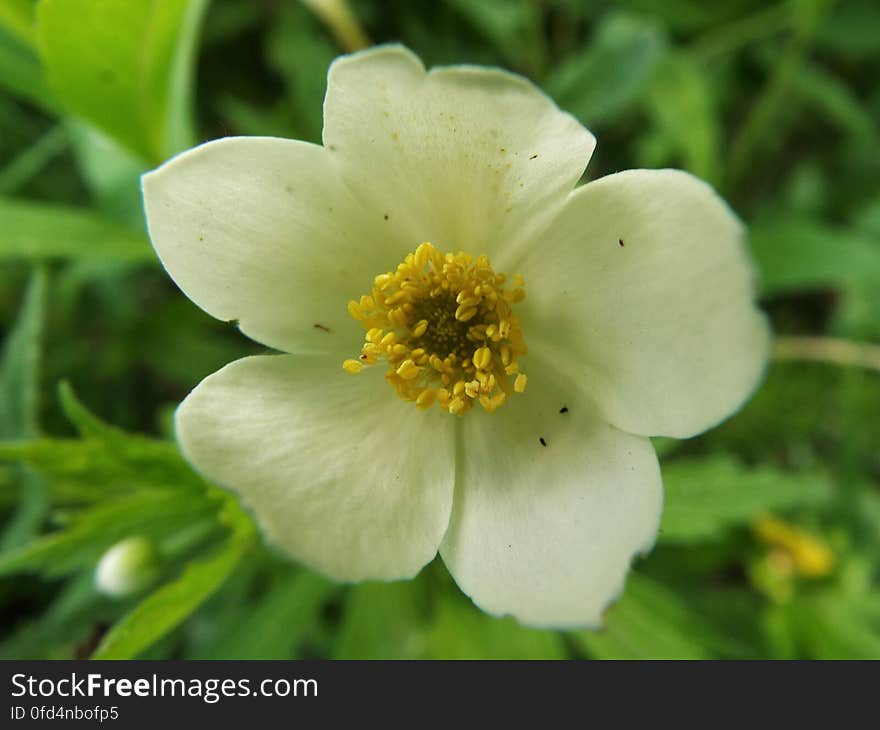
301,0 -> 370,52
773,336 -> 880,373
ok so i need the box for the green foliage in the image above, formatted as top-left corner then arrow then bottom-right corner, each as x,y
0,385 -> 254,658
659,457 -> 831,543
188,569 -> 336,660
0,269 -> 47,551
1,0 -> 879,660
0,269 -> 45,438
36,0 -> 207,163
0,197 -> 152,262
572,575 -> 743,659
545,13 -> 665,128
0,25 -> 51,107
642,52 -> 721,184
423,593 -> 566,659
92,516 -> 253,660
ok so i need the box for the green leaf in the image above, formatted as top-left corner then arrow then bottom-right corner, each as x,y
0,269 -> 49,550
424,594 -> 566,659
816,0 -> 880,59
0,0 -> 37,46
36,0 -> 208,162
571,574 -> 736,659
544,13 -> 665,126
0,436 -> 206,501
751,218 -> 880,290
192,570 -> 336,659
0,124 -> 68,196
0,489 -> 216,578
444,0 -> 542,72
265,2 -> 336,144
776,592 -> 880,659
0,25 -> 52,108
64,119 -> 148,224
660,457 -> 831,544
0,570 -> 114,659
57,380 -> 133,443
334,580 -> 430,659
749,217 -> 880,332
0,197 -> 153,262
0,268 -> 45,438
642,53 -> 721,184
92,530 -> 252,659
787,60 -> 877,144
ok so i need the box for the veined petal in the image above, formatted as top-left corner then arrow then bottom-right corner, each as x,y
518,169 -> 770,439
440,362 -> 662,628
323,45 -> 595,264
143,136 -> 395,355
176,354 -> 456,581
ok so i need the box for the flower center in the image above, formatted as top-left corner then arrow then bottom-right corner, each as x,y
343,242 -> 528,415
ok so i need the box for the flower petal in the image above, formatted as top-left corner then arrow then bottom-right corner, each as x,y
323,45 -> 595,262
440,364 -> 662,628
176,354 -> 456,581
143,136 -> 395,354
518,169 -> 770,439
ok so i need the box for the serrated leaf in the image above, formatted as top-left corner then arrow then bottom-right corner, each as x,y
0,197 -> 153,262
0,489 -> 216,578
93,531 -> 252,659
0,437 -> 206,496
659,457 -> 831,544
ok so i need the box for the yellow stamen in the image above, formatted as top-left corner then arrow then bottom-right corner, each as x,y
343,242 -> 528,415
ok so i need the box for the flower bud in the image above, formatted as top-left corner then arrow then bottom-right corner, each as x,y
94,536 -> 161,597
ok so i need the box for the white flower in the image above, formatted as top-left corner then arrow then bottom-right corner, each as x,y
95,537 -> 161,598
142,45 -> 769,628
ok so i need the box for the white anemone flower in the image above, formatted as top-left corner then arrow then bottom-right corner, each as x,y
142,45 -> 769,628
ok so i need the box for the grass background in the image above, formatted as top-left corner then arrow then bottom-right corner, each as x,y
1,0 -> 879,659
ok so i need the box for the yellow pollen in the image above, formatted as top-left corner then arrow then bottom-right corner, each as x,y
343,242 -> 528,415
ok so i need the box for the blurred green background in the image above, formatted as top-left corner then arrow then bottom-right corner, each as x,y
1,0 -> 879,659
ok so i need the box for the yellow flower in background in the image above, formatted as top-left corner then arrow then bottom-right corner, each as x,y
755,516 -> 835,578
142,45 -> 769,628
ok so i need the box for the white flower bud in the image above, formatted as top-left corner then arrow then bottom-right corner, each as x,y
94,536 -> 160,598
